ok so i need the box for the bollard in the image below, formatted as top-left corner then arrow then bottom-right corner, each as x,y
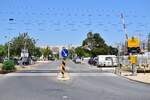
57,59 -> 70,80
60,60 -> 66,78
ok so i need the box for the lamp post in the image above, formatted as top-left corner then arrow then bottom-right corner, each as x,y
7,18 -> 14,60
4,35 -> 11,60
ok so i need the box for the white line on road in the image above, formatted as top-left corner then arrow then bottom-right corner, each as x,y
4,73 -> 117,77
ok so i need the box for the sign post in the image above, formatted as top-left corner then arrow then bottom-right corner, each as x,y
130,55 -> 137,76
127,37 -> 140,76
58,48 -> 70,80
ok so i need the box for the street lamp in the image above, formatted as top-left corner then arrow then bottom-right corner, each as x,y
4,35 -> 11,60
6,18 -> 14,60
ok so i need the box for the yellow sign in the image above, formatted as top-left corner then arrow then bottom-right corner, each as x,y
127,37 -> 140,48
130,55 -> 137,64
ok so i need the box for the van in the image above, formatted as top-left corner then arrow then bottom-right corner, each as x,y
97,55 -> 118,67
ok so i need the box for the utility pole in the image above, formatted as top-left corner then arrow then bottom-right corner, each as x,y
120,13 -> 128,55
7,18 -> 14,60
8,41 -> 10,60
4,35 -> 10,60
120,13 -> 128,40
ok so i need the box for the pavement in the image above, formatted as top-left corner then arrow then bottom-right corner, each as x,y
122,71 -> 150,84
0,60 -> 150,100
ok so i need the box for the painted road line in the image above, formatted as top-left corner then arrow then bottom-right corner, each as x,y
4,73 -> 117,77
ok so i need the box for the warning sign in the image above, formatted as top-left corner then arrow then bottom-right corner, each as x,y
127,37 -> 140,48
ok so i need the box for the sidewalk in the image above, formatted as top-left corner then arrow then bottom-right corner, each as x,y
121,71 -> 150,84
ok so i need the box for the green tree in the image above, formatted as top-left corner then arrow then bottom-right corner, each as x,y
68,48 -> 75,59
108,46 -> 118,55
75,47 -> 91,57
82,32 -> 118,56
33,47 -> 42,58
91,46 -> 108,56
6,33 -> 36,57
93,33 -> 106,47
42,46 -> 52,58
0,45 -> 6,57
75,47 -> 84,57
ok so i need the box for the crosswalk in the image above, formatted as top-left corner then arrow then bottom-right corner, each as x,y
3,69 -> 117,77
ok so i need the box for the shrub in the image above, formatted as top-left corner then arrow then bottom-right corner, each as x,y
2,60 -> 15,72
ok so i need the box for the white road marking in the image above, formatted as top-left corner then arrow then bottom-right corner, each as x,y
3,73 -> 117,77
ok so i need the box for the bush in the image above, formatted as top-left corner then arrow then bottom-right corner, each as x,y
2,60 -> 15,72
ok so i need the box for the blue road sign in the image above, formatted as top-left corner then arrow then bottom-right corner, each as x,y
61,48 -> 69,58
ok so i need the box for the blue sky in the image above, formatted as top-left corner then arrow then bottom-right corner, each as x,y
0,0 -> 150,46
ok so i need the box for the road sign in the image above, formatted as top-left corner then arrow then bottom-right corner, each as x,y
127,37 -> 141,54
127,37 -> 140,48
61,48 -> 69,58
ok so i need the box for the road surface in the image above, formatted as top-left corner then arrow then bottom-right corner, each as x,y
0,60 -> 150,100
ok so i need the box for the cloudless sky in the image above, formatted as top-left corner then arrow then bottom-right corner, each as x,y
0,0 -> 150,46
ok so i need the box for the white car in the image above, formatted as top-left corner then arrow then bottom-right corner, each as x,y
75,57 -> 82,64
97,55 -> 118,67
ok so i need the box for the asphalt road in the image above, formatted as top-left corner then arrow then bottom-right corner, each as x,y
0,60 -> 150,100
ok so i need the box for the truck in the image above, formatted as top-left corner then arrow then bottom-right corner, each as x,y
96,55 -> 118,67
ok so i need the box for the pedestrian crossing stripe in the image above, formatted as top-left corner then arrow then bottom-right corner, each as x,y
3,73 -> 117,77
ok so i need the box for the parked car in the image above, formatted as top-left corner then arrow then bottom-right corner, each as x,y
88,57 -> 94,65
74,56 -> 82,64
88,57 -> 98,66
48,56 -> 55,61
18,57 -> 32,65
96,55 -> 118,67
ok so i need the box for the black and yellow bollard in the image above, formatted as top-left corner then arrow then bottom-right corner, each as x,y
60,60 -> 66,78
57,59 -> 70,80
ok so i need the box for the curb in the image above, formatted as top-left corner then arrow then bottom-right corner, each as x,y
118,74 -> 150,85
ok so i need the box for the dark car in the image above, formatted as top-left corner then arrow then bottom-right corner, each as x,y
88,57 -> 98,66
48,56 -> 55,61
18,57 -> 32,65
88,57 -> 94,65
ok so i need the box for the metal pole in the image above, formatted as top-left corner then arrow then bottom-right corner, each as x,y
8,41 -> 10,60
4,35 -> 10,60
8,18 -> 14,60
